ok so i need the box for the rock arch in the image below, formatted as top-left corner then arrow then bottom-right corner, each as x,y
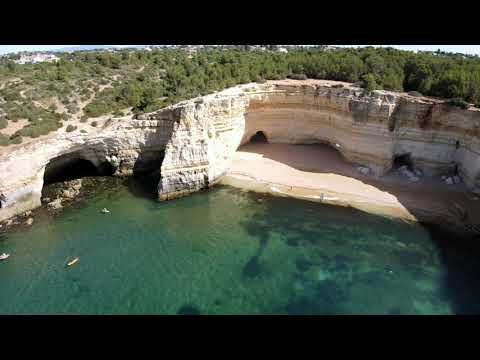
3,81 -> 480,222
43,153 -> 111,185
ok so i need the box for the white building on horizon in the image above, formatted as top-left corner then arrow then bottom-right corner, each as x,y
13,53 -> 59,65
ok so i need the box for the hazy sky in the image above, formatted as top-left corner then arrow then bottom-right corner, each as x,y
336,45 -> 480,55
1,45 -> 480,55
0,45 -> 133,55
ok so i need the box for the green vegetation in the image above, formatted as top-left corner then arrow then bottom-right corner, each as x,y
66,125 -> 77,132
446,98 -> 470,109
360,74 -> 379,92
0,117 -> 7,130
0,133 -> 9,146
0,133 -> 23,147
112,109 -> 124,117
9,135 -> 22,144
2,46 -> 480,143
289,73 -> 308,80
15,119 -> 62,138
408,91 -> 423,97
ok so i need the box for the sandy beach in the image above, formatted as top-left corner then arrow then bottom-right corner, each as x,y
221,143 -> 480,231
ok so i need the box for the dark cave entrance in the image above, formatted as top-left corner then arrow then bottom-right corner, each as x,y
126,150 -> 165,200
249,131 -> 268,144
393,153 -> 413,170
43,154 -> 114,186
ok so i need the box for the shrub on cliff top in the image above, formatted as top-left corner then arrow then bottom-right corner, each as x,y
445,98 -> 470,109
0,133 -> 9,146
408,91 -> 423,97
66,124 -> 77,132
0,117 -> 7,130
360,73 -> 380,92
289,73 -> 308,80
9,134 -> 22,144
15,119 -> 62,138
112,109 -> 124,117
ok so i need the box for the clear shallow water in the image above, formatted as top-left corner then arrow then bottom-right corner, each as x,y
1,178 -> 480,315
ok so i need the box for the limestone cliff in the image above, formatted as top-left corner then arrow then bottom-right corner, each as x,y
1,80 -> 480,222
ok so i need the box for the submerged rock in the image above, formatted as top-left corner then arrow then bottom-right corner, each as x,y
47,198 -> 63,210
398,166 -> 420,182
413,168 -> 423,177
356,166 -> 371,175
453,175 -> 462,184
62,189 -> 78,199
242,255 -> 263,279
177,305 -> 202,315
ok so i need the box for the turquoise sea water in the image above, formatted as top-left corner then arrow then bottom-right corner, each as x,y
1,178 -> 480,315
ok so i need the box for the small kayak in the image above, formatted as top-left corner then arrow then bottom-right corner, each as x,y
101,208 -> 110,214
67,257 -> 79,267
0,253 -> 10,261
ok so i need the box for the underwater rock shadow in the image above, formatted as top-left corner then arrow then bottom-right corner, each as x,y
236,191 -> 480,314
424,225 -> 480,314
237,192 -> 368,280
177,304 -> 202,315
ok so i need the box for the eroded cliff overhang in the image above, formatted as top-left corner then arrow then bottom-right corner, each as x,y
2,80 -> 480,222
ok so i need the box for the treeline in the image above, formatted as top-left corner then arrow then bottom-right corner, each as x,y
2,46 -> 480,144
81,47 -> 480,116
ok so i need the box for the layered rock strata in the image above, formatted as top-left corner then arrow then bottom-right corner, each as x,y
1,80 -> 480,222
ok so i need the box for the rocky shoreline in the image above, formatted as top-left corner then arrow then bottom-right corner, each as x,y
1,170 -> 478,242
0,176 -> 121,234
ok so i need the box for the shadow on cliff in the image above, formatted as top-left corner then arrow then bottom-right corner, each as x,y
238,142 -> 356,175
121,119 -> 174,201
123,171 -> 161,201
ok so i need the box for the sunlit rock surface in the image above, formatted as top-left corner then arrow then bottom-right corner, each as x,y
1,79 -> 480,222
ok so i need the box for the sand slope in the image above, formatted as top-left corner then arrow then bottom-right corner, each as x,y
222,143 -> 480,229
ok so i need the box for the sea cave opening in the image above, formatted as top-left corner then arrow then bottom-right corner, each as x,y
43,154 -> 114,186
393,153 -> 413,171
249,131 -> 268,144
126,150 -> 165,200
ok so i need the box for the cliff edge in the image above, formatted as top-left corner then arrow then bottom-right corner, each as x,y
1,79 -> 480,223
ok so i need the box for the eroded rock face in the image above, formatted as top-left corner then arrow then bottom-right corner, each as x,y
1,80 -> 480,222
0,117 -> 175,221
